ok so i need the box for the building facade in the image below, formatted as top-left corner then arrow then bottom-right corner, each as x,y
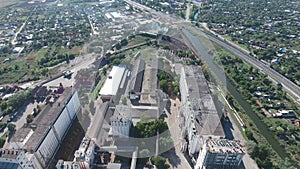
110,105 -> 132,138
195,138 -> 245,169
0,149 -> 32,169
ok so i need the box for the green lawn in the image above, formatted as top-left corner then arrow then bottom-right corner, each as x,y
139,47 -> 157,63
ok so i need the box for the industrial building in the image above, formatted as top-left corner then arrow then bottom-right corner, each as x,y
195,138 -> 245,169
129,59 -> 145,100
150,58 -> 163,93
59,103 -> 137,169
8,87 -> 81,169
109,105 -> 132,138
99,65 -> 127,101
179,65 -> 225,156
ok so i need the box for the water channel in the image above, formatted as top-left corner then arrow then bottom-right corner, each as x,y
182,29 -> 289,159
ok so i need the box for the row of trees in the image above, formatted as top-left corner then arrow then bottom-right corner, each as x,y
0,90 -> 32,116
37,52 -> 76,67
217,48 -> 299,168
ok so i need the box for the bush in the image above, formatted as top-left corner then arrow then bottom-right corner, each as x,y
26,114 -> 34,123
0,138 -> 5,148
7,123 -> 16,132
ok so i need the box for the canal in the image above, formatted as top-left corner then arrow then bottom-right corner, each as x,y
182,29 -> 289,159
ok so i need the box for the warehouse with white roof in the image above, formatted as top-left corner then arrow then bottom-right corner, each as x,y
99,65 -> 126,100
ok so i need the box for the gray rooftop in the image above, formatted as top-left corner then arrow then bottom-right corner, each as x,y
22,87 -> 73,151
206,138 -> 245,154
151,58 -> 163,93
116,105 -> 158,119
183,65 -> 224,137
86,102 -> 113,141
56,160 -> 86,169
107,163 -> 122,169
129,59 -> 145,93
111,105 -> 131,122
10,128 -> 32,143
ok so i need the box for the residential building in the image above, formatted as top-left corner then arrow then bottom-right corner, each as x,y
195,138 -> 245,169
273,110 -> 296,118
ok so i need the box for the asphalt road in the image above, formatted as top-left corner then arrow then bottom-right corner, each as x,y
165,99 -> 192,169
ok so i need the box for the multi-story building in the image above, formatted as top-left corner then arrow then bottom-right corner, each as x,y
74,137 -> 95,167
179,65 -> 225,156
56,160 -> 88,169
195,138 -> 245,169
9,87 -> 81,169
56,137 -> 95,169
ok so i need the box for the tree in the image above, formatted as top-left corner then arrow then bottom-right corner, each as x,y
139,149 -> 150,158
157,71 -> 171,81
0,138 -> 5,148
151,156 -> 168,169
115,43 -> 121,50
245,128 -> 255,141
120,39 -> 128,46
159,137 -> 173,150
129,5 -> 134,11
26,114 -> 34,123
7,123 -> 16,132
40,68 -> 48,76
135,119 -> 168,138
120,96 -> 127,105
160,80 -> 168,93
173,80 -> 180,96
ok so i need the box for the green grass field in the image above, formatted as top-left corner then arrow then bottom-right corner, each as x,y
139,47 -> 157,63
